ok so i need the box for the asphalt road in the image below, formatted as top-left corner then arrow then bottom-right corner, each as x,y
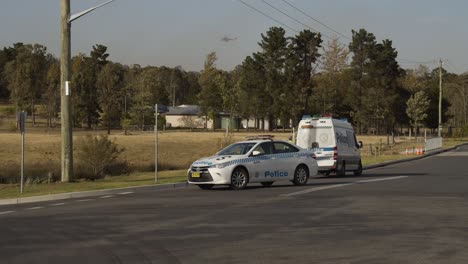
1,145 -> 468,264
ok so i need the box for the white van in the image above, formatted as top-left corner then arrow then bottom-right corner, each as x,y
295,116 -> 363,176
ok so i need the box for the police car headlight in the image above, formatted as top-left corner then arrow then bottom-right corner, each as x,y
211,163 -> 226,169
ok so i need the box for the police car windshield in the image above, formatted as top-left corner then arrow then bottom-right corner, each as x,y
217,142 -> 257,155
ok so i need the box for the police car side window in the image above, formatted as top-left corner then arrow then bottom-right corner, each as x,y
273,142 -> 299,154
254,142 -> 273,155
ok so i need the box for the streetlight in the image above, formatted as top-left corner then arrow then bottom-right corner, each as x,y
60,0 -> 114,182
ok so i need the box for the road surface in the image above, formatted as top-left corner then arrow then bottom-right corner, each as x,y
1,145 -> 468,263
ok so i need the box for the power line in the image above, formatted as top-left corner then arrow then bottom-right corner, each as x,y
261,0 -> 334,41
238,0 -> 337,50
281,0 -> 351,41
239,0 -> 435,67
279,0 -> 438,66
238,0 -> 299,33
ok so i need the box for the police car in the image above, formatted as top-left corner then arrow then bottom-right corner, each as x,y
187,135 -> 318,190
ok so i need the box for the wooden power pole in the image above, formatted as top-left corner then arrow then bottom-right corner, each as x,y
438,58 -> 443,137
60,0 -> 73,182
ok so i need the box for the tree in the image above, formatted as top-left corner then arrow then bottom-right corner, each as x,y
286,30 -> 322,126
348,29 -> 377,133
312,37 -> 349,117
90,44 -> 109,66
71,54 -> 99,127
237,55 -> 268,130
198,52 -> 223,130
97,63 -> 125,134
44,59 -> 60,127
127,67 -> 169,130
257,27 -> 289,130
321,38 -> 350,73
406,91 -> 430,139
4,44 -> 48,125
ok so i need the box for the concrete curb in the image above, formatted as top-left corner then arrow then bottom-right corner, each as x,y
364,142 -> 468,170
0,182 -> 188,206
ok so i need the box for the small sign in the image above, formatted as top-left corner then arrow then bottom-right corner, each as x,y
17,111 -> 26,133
65,81 -> 71,96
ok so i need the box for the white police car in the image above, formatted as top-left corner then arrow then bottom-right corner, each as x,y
188,135 -> 318,190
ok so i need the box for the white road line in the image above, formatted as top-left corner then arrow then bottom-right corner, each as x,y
100,195 -> 114,199
356,176 -> 408,184
280,183 -> 354,197
51,203 -> 65,206
281,176 -> 409,197
118,192 -> 134,195
0,211 -> 14,215
76,199 -> 94,202
26,207 -> 44,210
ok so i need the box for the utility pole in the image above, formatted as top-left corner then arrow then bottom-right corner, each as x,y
438,58 -> 443,137
60,0 -> 114,182
60,0 -> 72,182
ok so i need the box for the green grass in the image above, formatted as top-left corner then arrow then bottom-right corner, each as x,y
0,170 -> 186,199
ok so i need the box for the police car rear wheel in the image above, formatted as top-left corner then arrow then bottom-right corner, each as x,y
293,165 -> 309,186
230,168 -> 249,190
198,184 -> 214,190
261,181 -> 274,187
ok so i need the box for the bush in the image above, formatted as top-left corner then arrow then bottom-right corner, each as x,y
75,135 -> 125,180
0,160 -> 60,184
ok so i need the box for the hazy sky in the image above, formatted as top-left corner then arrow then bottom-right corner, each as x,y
1,0 -> 467,73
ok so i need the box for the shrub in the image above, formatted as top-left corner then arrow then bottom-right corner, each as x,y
75,135 -> 125,180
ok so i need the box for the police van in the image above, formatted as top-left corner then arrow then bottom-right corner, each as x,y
295,115 -> 363,176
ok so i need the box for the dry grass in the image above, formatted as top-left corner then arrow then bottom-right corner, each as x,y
0,131 -> 291,178
0,130 -> 466,181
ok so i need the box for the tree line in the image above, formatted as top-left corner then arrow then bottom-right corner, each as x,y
1,27 -> 467,135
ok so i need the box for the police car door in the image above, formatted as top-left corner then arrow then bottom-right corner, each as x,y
250,142 -> 275,182
272,142 -> 300,180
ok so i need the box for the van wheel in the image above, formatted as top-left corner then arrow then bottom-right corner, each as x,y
293,165 -> 309,186
261,181 -> 274,187
230,167 -> 249,190
198,184 -> 214,190
336,161 -> 346,177
354,161 -> 363,176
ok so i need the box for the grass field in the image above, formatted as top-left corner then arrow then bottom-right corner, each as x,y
0,130 -> 466,199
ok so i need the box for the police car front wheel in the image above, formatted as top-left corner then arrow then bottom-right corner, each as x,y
292,165 -> 309,186
230,167 -> 249,190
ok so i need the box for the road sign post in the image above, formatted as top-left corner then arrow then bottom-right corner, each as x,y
18,111 -> 26,194
155,104 -> 158,183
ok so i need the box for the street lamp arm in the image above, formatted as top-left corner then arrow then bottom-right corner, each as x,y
69,0 -> 115,23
